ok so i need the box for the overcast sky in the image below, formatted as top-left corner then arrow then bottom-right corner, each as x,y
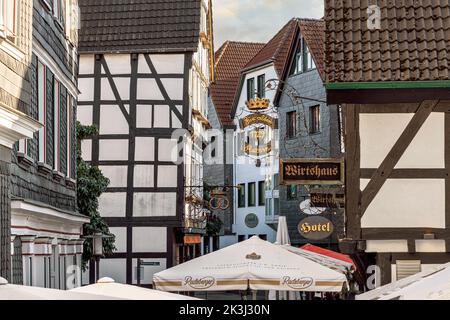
213,0 -> 324,49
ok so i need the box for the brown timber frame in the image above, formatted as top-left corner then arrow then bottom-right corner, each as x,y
344,100 -> 450,252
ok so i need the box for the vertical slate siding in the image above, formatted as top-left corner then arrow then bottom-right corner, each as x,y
28,54 -> 39,161
32,0 -> 77,83
45,68 -> 54,168
9,0 -> 78,214
278,69 -> 343,247
60,85 -> 68,175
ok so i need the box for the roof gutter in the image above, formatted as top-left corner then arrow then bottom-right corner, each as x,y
325,80 -> 450,90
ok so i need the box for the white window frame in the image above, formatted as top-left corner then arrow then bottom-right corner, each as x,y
54,79 -> 60,171
66,94 -> 71,178
38,61 -> 46,163
53,0 -> 65,29
0,0 -> 18,42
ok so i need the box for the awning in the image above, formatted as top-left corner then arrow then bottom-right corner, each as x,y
300,244 -> 356,269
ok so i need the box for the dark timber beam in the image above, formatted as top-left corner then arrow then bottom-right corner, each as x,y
445,113 -> 450,252
360,100 -> 439,216
345,104 -> 361,239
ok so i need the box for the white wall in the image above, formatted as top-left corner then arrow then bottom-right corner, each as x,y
229,65 -> 278,245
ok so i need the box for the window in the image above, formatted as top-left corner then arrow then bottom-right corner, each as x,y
238,235 -> 246,242
53,0 -> 66,28
287,185 -> 298,200
238,183 -> 245,208
0,0 -> 18,42
248,182 -> 256,207
247,78 -> 255,101
37,58 -> 72,174
290,37 -> 316,75
257,74 -> 265,98
259,234 -> 267,241
258,181 -> 265,206
310,105 -> 320,134
286,111 -> 297,138
29,257 -> 33,286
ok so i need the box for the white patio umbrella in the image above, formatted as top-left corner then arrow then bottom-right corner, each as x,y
0,277 -> 115,300
269,216 -> 291,300
356,262 -> 450,300
71,277 -> 198,300
154,236 -> 346,292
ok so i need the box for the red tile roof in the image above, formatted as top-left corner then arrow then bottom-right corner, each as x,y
210,41 -> 265,126
325,0 -> 450,83
298,19 -> 326,79
244,18 -> 298,77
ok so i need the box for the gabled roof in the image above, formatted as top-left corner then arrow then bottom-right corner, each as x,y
274,18 -> 326,105
210,41 -> 265,126
78,0 -> 202,53
298,18 -> 325,79
243,18 -> 298,77
325,0 -> 450,84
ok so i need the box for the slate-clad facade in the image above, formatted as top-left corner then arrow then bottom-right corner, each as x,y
77,0 -> 214,285
0,0 -> 85,287
275,19 -> 343,249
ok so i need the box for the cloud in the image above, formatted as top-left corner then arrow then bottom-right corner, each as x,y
213,0 -> 324,48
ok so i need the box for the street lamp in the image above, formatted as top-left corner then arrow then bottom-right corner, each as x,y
84,232 -> 113,283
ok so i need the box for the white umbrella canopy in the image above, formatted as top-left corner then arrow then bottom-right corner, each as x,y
0,277 -> 116,300
71,277 -> 198,300
357,262 -> 450,300
154,236 -> 346,292
275,216 -> 290,245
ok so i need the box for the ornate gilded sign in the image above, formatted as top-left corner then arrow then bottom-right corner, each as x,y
239,113 -> 277,129
310,193 -> 344,208
280,158 -> 345,185
298,216 -> 334,240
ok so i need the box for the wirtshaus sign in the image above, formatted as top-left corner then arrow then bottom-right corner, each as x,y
280,158 -> 345,185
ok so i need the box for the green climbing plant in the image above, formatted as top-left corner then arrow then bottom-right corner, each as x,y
76,121 -> 116,271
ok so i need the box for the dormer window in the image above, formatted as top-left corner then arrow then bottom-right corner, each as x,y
290,37 -> 316,75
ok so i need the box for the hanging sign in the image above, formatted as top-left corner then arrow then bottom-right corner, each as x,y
239,113 -> 277,129
280,158 -> 345,185
310,193 -> 345,208
298,216 -> 334,240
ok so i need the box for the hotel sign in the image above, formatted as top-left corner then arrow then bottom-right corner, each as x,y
298,216 -> 334,240
280,158 -> 345,185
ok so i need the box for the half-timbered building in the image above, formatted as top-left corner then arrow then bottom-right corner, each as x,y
1,0 -> 84,288
77,0 -> 214,285
325,0 -> 450,286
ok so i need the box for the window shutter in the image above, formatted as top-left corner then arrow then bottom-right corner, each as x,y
46,69 -> 55,168
396,260 -> 421,280
60,85 -> 68,175
70,97 -> 77,179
